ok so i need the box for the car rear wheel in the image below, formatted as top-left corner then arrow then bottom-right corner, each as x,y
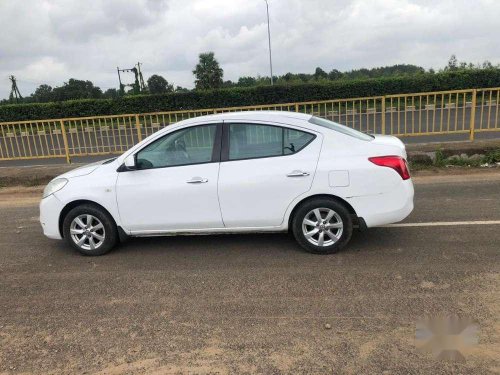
62,204 -> 118,256
292,198 -> 353,254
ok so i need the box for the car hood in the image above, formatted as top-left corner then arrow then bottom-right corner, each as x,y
59,158 -> 115,179
370,135 -> 407,159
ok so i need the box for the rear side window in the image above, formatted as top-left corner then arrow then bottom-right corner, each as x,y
309,116 -> 374,141
283,128 -> 314,155
228,124 -> 314,161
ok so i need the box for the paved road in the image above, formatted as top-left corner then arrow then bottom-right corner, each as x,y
0,173 -> 499,374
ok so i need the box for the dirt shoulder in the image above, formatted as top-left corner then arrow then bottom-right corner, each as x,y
0,186 -> 43,207
411,167 -> 500,180
406,138 -> 500,154
0,164 -> 79,188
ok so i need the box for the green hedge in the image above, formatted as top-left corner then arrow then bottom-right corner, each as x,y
2,69 -> 500,122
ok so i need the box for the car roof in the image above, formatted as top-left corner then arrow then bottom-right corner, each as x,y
177,110 -> 313,126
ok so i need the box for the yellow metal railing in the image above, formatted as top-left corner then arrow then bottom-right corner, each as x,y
1,87 -> 499,163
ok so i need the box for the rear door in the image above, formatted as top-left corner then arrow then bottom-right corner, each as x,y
217,122 -> 322,228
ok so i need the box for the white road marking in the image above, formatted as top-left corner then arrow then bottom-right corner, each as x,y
381,220 -> 500,228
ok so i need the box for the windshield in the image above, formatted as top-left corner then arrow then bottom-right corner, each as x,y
308,116 -> 374,141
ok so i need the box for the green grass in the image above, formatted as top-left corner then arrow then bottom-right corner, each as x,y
410,148 -> 500,170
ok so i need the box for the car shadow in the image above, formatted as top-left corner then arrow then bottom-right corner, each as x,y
44,227 -> 405,262
113,228 -> 400,257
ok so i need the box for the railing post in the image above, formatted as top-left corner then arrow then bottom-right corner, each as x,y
469,89 -> 477,141
381,96 -> 386,135
59,120 -> 71,164
295,103 -> 299,113
135,114 -> 142,142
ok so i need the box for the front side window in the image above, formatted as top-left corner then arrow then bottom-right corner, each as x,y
228,124 -> 315,161
136,124 -> 217,169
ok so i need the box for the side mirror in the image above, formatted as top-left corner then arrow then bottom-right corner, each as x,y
124,154 -> 137,170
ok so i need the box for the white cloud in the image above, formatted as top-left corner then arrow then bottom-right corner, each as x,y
22,57 -> 68,82
0,0 -> 499,99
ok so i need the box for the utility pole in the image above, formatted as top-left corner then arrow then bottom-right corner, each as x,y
9,75 -> 23,102
117,67 -> 124,94
264,0 -> 274,85
136,62 -> 146,91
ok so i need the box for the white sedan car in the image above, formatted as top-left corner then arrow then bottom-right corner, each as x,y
40,111 -> 414,255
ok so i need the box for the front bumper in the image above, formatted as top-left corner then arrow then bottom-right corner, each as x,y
39,194 -> 64,240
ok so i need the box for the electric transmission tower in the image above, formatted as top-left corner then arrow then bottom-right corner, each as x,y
116,62 -> 146,95
9,75 -> 23,102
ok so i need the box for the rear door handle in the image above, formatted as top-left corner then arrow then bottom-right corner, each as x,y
186,177 -> 208,184
287,170 -> 310,177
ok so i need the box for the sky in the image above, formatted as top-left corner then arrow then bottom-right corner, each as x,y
0,0 -> 499,99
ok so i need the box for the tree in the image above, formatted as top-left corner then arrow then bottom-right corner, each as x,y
482,60 -> 493,69
103,88 -> 120,99
281,72 -> 299,82
255,75 -> 272,86
31,84 -> 53,102
147,74 -> 174,94
174,86 -> 190,93
51,79 -> 102,101
314,67 -> 328,80
237,76 -> 257,87
445,55 -> 458,71
193,52 -> 224,90
328,69 -> 343,80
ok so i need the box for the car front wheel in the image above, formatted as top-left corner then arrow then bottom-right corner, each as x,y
62,204 -> 118,256
292,198 -> 353,254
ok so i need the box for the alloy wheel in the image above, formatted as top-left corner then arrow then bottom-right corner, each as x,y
70,214 -> 106,251
301,208 -> 343,247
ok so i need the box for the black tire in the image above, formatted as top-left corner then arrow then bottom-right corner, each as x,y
62,204 -> 118,256
292,198 -> 353,254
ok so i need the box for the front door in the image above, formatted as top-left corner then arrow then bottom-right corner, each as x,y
218,122 -> 322,228
116,124 -> 224,233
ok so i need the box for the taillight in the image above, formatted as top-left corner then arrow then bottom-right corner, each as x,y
368,155 -> 411,180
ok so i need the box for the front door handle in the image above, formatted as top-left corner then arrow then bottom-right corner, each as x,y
287,170 -> 310,177
186,177 -> 208,184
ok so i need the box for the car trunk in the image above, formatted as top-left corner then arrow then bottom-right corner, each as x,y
370,135 -> 407,159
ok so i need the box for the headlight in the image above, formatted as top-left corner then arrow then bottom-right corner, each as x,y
43,178 -> 68,198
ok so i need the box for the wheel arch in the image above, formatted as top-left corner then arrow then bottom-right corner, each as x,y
287,194 -> 360,231
58,200 -> 118,238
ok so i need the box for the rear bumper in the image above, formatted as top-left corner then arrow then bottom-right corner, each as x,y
39,194 -> 64,240
348,179 -> 414,228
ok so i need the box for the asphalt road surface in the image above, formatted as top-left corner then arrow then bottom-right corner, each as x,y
0,172 -> 499,374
